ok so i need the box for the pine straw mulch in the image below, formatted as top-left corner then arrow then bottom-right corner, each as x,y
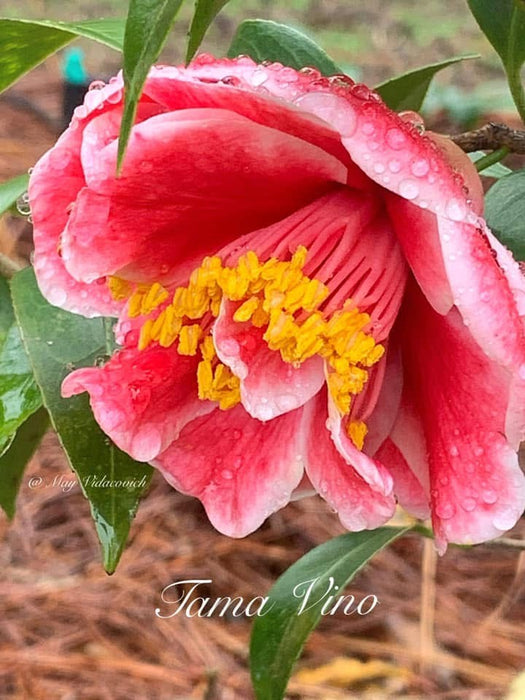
1,433 -> 524,700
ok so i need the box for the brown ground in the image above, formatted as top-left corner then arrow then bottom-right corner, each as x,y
1,31 -> 525,700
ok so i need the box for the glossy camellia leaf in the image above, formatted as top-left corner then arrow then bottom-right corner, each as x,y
250,527 -> 409,700
11,268 -> 153,573
118,0 -> 185,170
0,276 -> 42,455
468,0 -> 525,119
484,169 -> 525,261
228,19 -> 340,76
0,174 -> 29,216
186,0 -> 231,63
375,55 -> 478,112
0,407 -> 49,520
0,18 -> 125,94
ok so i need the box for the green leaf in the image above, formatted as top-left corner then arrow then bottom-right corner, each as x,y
484,169 -> 525,261
186,0 -> 231,63
0,174 -> 29,217
468,0 -> 525,120
250,527 -> 409,700
118,0 -> 185,170
0,18 -> 126,94
10,268 -> 153,572
469,150 -> 513,178
227,19 -> 340,76
0,276 -> 42,451
0,407 -> 49,519
375,55 -> 479,112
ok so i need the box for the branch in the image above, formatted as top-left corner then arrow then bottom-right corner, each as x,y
450,122 -> 525,154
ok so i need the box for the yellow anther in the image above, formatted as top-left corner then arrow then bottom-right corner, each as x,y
347,420 -> 368,450
233,296 -> 260,323
177,324 -> 202,356
197,359 -> 214,399
138,319 -> 154,351
107,276 -> 133,301
200,335 -> 216,362
290,245 -> 308,268
141,282 -> 169,315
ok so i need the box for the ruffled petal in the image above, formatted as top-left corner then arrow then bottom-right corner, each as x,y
155,405 -> 305,537
61,345 -> 212,462
213,300 -> 324,421
375,438 -> 430,520
61,108 -> 346,284
302,392 -> 396,530
28,78 -> 158,317
399,282 -> 525,549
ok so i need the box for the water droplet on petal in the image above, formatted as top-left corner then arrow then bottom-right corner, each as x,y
493,509 -> 519,531
435,503 -> 456,519
233,429 -> 242,440
47,287 -> 68,306
481,489 -> 498,504
388,159 -> 402,173
221,469 -> 234,480
251,68 -> 268,86
386,127 -> 408,150
446,198 -> 467,222
462,498 -> 477,512
449,445 -> 459,457
399,179 -> 419,200
473,446 -> 484,457
16,192 -> 31,216
89,80 -> 106,91
373,162 -> 385,174
410,158 -> 430,177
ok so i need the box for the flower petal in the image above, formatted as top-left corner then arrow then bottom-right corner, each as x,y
214,300 -> 324,421
375,438 -> 430,520
61,345 -> 212,462
61,109 -> 347,284
400,282 -> 525,549
302,392 -> 396,530
155,405 -> 305,537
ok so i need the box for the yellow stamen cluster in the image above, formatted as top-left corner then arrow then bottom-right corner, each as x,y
347,420 -> 368,451
108,247 -> 385,442
197,336 -> 240,410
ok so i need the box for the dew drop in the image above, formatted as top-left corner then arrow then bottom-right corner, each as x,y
493,509 -> 519,531
399,179 -> 419,200
233,429 -> 242,440
473,446 -> 484,457
410,158 -> 430,177
361,121 -> 375,135
251,69 -> 268,87
446,198 -> 467,222
88,80 -> 106,91
386,127 -> 407,150
373,162 -> 385,174
16,192 -> 31,216
481,489 -> 498,505
435,503 -> 456,519
388,159 -> 402,173
47,287 -> 67,306
439,476 -> 449,486
462,498 -> 477,512
221,469 -> 234,480
449,445 -> 459,457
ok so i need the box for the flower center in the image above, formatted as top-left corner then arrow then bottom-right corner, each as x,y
108,247 -> 385,443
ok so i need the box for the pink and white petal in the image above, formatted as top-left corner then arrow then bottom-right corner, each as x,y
155,405 -> 305,537
375,438 -> 430,520
302,393 -> 396,530
364,343 -> 404,456
62,109 -> 346,284
213,300 -> 325,421
326,388 -> 394,495
29,125 -> 122,317
61,345 -> 213,462
400,283 -> 525,549
28,76 -> 153,317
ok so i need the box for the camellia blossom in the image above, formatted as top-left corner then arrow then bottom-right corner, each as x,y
28,55 -> 525,551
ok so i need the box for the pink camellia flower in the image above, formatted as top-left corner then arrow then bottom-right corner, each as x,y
28,55 -> 525,551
